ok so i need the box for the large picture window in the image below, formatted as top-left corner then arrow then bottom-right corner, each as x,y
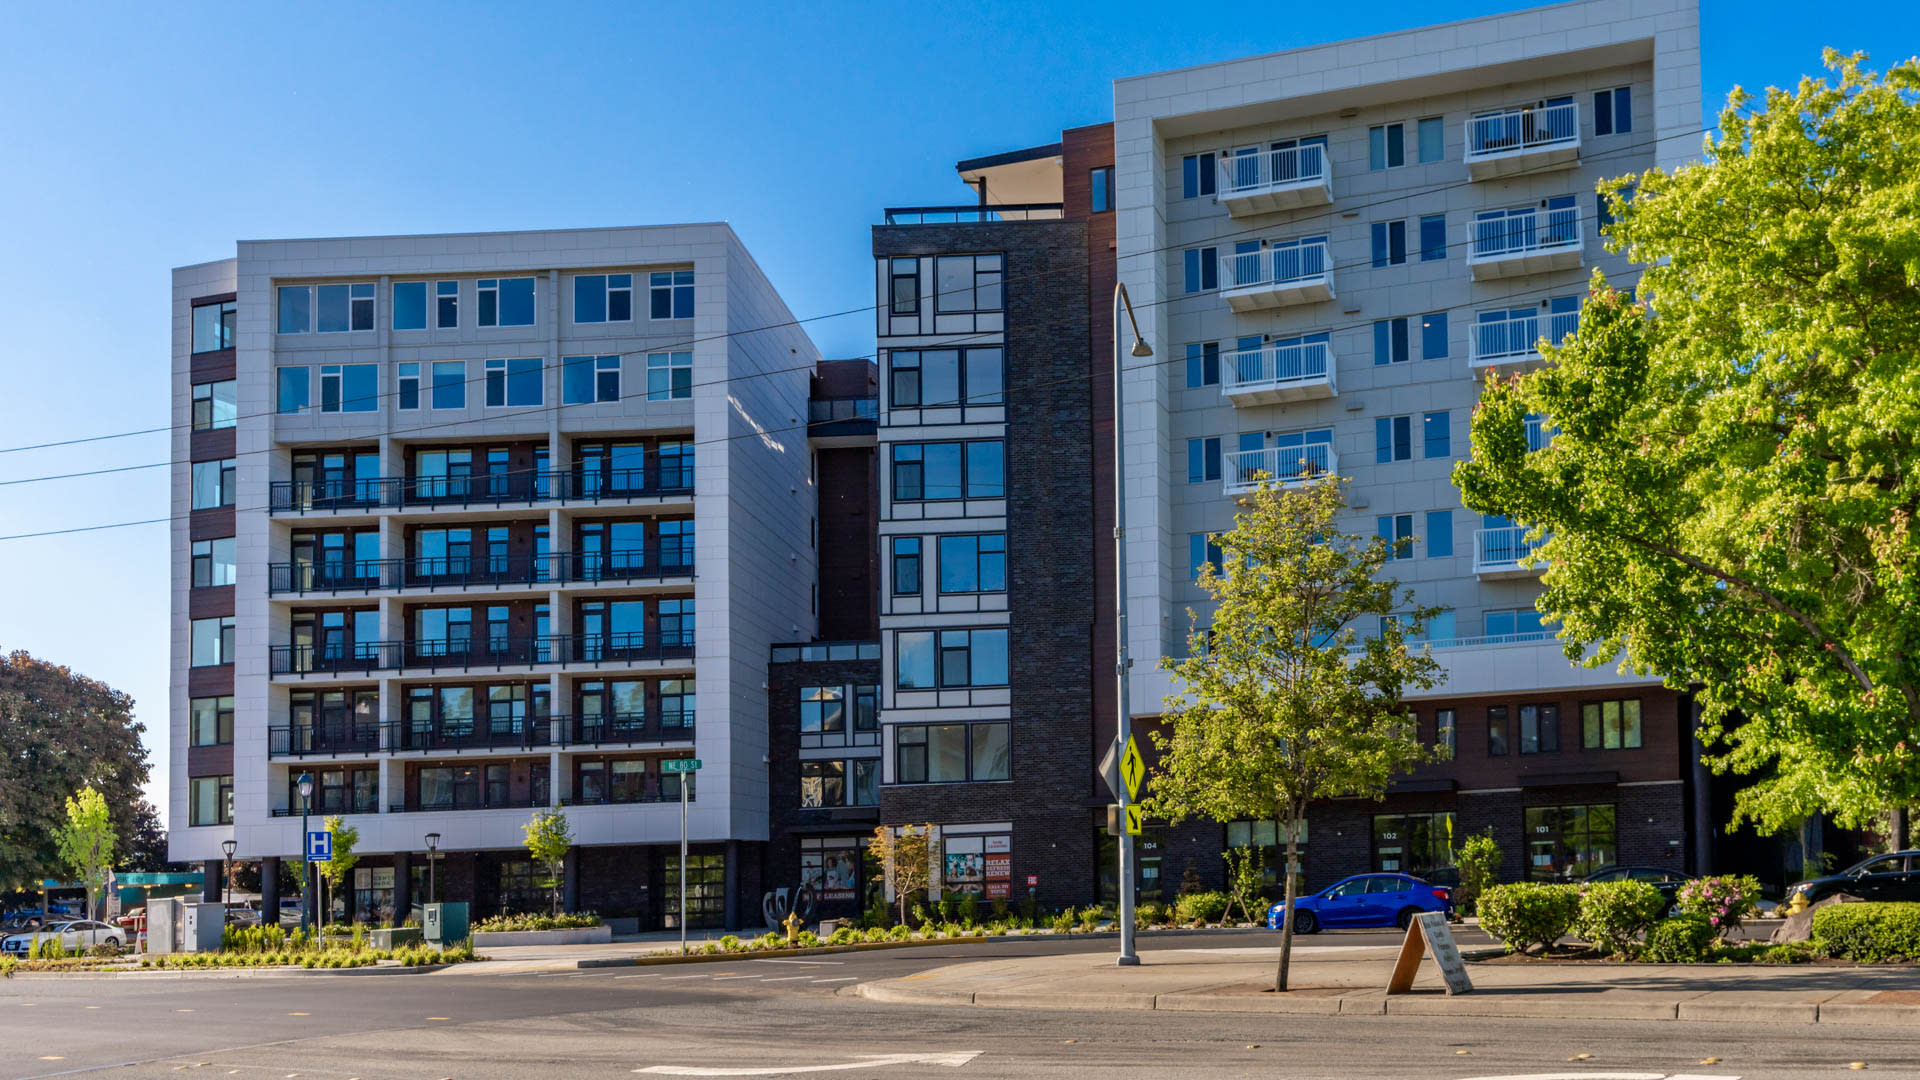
895,722 -> 1010,784
1371,812 -> 1456,877
888,347 -> 1003,409
1525,803 -> 1616,881
891,441 -> 1004,502
895,628 -> 1008,689
933,255 -> 1002,314
1581,699 -> 1643,749
799,686 -> 845,733
937,534 -> 1006,593
189,774 -> 233,826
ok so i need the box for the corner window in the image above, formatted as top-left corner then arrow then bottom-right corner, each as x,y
191,458 -> 236,509
895,722 -> 1010,783
563,355 -> 620,405
894,628 -> 1008,690
190,696 -> 235,747
1581,699 -> 1643,749
650,271 -> 694,320
646,352 -> 692,400
1090,165 -> 1114,213
888,258 -> 919,316
575,273 -> 633,324
393,282 -> 428,330
191,300 -> 236,353
189,774 -> 234,826
799,686 -> 846,733
277,368 -> 309,414
191,537 -> 236,587
191,380 -> 236,431
934,255 -> 1003,315
890,537 -> 921,595
936,533 -> 1006,593
477,278 -> 535,327
190,616 -> 235,667
484,358 -> 543,407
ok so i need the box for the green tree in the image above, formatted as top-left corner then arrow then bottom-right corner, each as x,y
1456,832 -> 1502,917
315,817 -> 359,924
1146,478 -> 1444,991
524,809 -> 572,916
1454,52 -> 1920,841
53,787 -> 115,921
0,651 -> 149,891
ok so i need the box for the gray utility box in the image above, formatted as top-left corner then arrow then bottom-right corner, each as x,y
145,898 -> 180,955
180,902 -> 225,952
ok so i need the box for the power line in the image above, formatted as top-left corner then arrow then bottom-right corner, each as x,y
0,124 -> 1704,460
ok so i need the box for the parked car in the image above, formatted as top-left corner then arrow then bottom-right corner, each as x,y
1267,873 -> 1452,933
1786,850 -> 1920,908
1580,865 -> 1695,915
0,920 -> 126,955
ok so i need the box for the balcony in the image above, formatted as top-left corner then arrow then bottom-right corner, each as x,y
1220,240 -> 1334,312
1468,309 -> 1579,375
1475,525 -> 1548,579
267,464 -> 695,515
559,788 -> 691,808
1468,207 -> 1583,280
553,713 -> 695,748
1217,145 -> 1332,217
269,632 -> 696,676
387,719 -> 553,753
1464,101 -> 1580,180
270,797 -> 378,818
808,396 -> 878,441
267,551 -> 694,596
268,723 -> 381,758
390,796 -> 544,814
1224,445 -> 1338,497
881,204 -> 1062,225
1222,340 -> 1336,406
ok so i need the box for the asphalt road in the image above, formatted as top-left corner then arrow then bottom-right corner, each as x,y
3,930 -> 1914,1080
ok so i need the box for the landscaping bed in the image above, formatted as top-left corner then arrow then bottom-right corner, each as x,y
471,912 -> 612,947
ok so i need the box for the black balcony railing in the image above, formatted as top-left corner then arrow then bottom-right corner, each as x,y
268,550 -> 696,595
551,712 -> 695,747
271,632 -> 694,675
268,723 -> 382,757
269,462 -> 696,514
270,797 -> 379,817
389,796 -> 543,814
882,203 -> 1063,225
269,560 -> 394,594
559,788 -> 688,807
384,718 -> 553,752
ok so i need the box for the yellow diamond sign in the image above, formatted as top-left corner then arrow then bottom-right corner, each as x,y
1120,736 -> 1145,801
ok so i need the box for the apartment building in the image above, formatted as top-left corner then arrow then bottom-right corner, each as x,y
1114,0 -> 1711,890
170,224 -> 820,929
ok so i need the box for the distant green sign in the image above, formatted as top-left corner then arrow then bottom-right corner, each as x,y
114,873 -> 203,887
661,759 -> 702,773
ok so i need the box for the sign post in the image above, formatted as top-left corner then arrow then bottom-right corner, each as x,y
305,830 -> 331,937
662,759 -> 702,955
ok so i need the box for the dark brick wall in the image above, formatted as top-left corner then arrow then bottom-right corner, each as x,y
815,448 -> 878,639
1403,687 -> 1689,789
872,219 -> 1097,911
765,654 -> 883,913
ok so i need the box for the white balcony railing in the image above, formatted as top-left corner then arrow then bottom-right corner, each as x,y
1468,206 -> 1583,279
1468,309 -> 1579,370
1524,415 -> 1552,452
1217,145 -> 1332,215
1222,340 -> 1335,404
1475,525 -> 1548,577
1220,239 -> 1334,311
1224,445 -> 1337,495
1465,101 -> 1580,179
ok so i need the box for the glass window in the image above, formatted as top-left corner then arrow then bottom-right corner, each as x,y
1187,437 -> 1222,483
393,282 -> 428,330
192,300 -> 236,352
436,280 -> 459,328
1185,342 -> 1220,388
563,355 -> 620,405
650,270 -> 695,319
1189,533 -> 1223,579
888,348 -> 1001,409
1435,709 -> 1456,754
800,686 -> 846,733
1416,117 -> 1444,163
190,696 -> 234,746
190,459 -> 234,509
278,286 -> 311,334
431,361 -> 465,409
891,441 -> 1002,502
891,537 -> 921,595
277,367 -> 309,414
189,775 -> 233,826
1181,152 -> 1216,198
1375,416 -> 1413,463
1525,803 -> 1616,880
933,255 -> 1002,314
395,363 -> 420,411
1519,703 -> 1559,754
1376,515 -> 1413,560
574,273 -> 633,324
1425,511 -> 1453,559
191,537 -> 236,587
889,257 -> 919,316
1183,247 -> 1218,293
1373,318 -> 1411,365
1090,166 -> 1114,213
971,722 -> 1011,781
1484,607 -> 1547,639
1419,215 -> 1447,262
800,760 -> 846,807
1370,220 -> 1408,267
475,277 -> 535,326
190,616 -> 234,667
1423,411 -> 1451,458
895,724 -> 1002,784
895,628 -> 1006,689
1594,86 -> 1632,136
1581,699 -> 1644,749
1420,312 -> 1448,360
646,352 -> 692,400
484,358 -> 543,407
1368,123 -> 1405,170
1487,705 -> 1509,757
938,534 -> 1006,593
853,685 -> 877,731
191,380 -> 236,431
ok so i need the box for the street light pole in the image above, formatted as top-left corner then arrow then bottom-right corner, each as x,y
220,838 -> 236,910
1112,282 -> 1151,968
296,772 -> 314,934
425,833 -> 440,905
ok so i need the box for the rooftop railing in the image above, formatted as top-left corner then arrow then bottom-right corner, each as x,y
881,204 -> 1063,225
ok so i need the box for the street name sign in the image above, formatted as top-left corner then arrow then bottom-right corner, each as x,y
662,759 -> 702,773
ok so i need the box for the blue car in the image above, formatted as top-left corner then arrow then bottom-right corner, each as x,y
1266,873 -> 1452,934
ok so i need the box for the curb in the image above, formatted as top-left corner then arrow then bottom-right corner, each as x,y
570,930 -> 1134,969
3,962 -> 456,980
853,980 -> 1920,1025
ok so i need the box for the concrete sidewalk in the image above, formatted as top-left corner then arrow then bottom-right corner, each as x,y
853,942 -> 1920,1025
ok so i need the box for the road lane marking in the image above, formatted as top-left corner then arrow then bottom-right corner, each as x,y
762,976 -> 813,982
570,971 -> 622,978
711,974 -> 762,981
812,977 -> 857,983
426,1017 -> 451,1021
636,1050 -> 981,1075
615,973 -> 666,979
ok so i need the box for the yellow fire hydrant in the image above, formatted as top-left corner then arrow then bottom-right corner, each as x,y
782,909 -> 803,945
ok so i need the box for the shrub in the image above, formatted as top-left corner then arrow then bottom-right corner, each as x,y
793,931 -> 822,948
1076,907 -> 1102,933
1478,883 -> 1580,954
1675,876 -> 1763,939
1641,913 -> 1716,963
1049,908 -> 1075,934
887,924 -> 911,941
827,926 -> 858,946
958,892 -> 979,926
0,956 -> 16,978
863,927 -> 888,943
1457,832 -> 1502,915
909,902 -> 929,928
936,896 -> 955,923
719,935 -> 740,952
1174,890 -> 1231,925
472,912 -> 602,933
1135,901 -> 1169,929
1812,902 -> 1920,963
1574,880 -> 1666,956
87,942 -> 124,958
1756,941 -> 1822,964
861,896 -> 891,930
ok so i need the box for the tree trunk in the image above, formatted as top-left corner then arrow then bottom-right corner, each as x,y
1275,806 -> 1301,993
1892,808 -> 1910,852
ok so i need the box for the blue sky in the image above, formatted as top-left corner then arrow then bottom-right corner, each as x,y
1,0 -> 1914,823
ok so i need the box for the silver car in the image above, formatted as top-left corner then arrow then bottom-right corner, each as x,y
0,920 -> 126,955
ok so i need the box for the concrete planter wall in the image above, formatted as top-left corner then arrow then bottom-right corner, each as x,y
471,925 -> 612,948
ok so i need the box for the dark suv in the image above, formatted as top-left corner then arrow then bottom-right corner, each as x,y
1786,851 -> 1920,907
1580,866 -> 1695,915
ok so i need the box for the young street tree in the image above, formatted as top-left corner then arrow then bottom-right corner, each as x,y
524,809 -> 573,916
1147,478 -> 1443,992
54,787 -> 116,922
316,816 -> 359,924
869,822 -> 936,927
1454,52 -> 1920,844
